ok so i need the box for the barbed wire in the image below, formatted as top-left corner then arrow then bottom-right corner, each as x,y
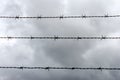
0,66 -> 119,71
0,36 -> 120,40
0,14 -> 120,19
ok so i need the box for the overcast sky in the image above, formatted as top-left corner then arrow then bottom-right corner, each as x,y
0,0 -> 120,80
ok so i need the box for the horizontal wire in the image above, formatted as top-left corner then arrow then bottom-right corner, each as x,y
0,36 -> 120,40
0,66 -> 119,71
0,15 -> 120,19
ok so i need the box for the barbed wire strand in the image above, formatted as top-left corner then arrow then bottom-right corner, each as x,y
0,36 -> 120,40
0,15 -> 120,19
0,66 -> 119,71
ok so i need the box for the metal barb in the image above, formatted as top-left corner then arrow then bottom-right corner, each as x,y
54,36 -> 59,40
59,15 -> 64,19
37,15 -> 42,19
104,14 -> 109,18
18,66 -> 24,70
15,16 -> 20,19
101,35 -> 106,40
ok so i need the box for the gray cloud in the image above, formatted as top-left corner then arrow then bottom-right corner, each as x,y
0,0 -> 120,80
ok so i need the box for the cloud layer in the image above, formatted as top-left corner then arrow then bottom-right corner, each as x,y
0,0 -> 120,80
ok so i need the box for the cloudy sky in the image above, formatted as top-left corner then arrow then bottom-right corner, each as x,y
0,0 -> 120,80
